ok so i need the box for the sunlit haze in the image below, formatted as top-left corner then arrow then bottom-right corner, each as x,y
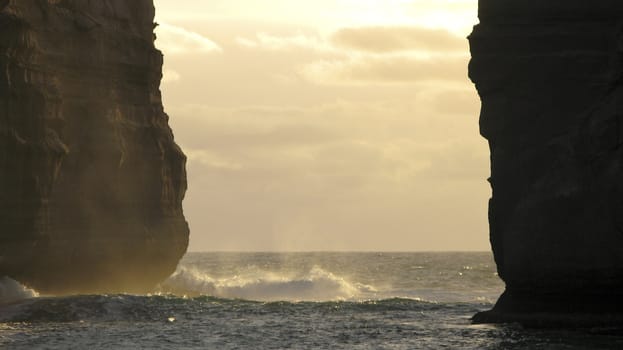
153,0 -> 485,251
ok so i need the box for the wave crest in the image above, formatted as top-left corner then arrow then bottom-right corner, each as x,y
160,266 -> 376,301
0,277 -> 38,304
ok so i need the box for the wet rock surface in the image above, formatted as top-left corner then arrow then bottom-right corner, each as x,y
0,0 -> 188,294
470,0 -> 623,326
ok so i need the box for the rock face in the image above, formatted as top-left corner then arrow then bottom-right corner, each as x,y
470,0 -> 623,326
0,0 -> 189,294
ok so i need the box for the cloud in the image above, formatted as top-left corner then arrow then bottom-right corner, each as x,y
155,23 -> 222,55
432,89 -> 480,115
302,55 -> 468,84
162,69 -> 181,84
235,26 -> 468,55
168,104 -> 340,151
331,26 -> 467,53
184,149 -> 244,171
169,98 -> 483,182
168,95 -> 488,251
153,13 -> 488,251
235,32 -> 329,51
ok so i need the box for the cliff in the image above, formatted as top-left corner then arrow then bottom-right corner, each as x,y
0,0 -> 189,294
470,0 -> 623,326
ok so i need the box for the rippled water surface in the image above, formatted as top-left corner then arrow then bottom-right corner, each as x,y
1,252 -> 622,349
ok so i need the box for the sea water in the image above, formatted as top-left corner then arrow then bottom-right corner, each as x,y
1,252 -> 622,349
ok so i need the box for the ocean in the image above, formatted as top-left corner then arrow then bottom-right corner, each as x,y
1,252 -> 622,349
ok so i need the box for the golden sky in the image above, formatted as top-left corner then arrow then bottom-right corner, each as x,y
153,0 -> 487,251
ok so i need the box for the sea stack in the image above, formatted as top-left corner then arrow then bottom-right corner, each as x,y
470,0 -> 623,326
0,0 -> 189,294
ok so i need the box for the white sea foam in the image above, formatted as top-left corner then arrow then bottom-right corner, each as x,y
160,266 -> 376,301
0,277 -> 38,304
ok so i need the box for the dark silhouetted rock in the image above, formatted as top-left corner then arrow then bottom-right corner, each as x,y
470,0 -> 623,327
0,0 -> 189,294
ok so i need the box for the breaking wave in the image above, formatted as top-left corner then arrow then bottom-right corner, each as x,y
0,277 -> 38,304
159,266 -> 377,301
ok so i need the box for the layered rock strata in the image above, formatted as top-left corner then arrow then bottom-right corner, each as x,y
470,0 -> 623,326
0,0 -> 189,294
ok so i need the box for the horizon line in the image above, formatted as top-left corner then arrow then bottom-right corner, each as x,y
185,250 -> 492,253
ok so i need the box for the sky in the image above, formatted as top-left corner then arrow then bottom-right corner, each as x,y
152,0 -> 487,252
